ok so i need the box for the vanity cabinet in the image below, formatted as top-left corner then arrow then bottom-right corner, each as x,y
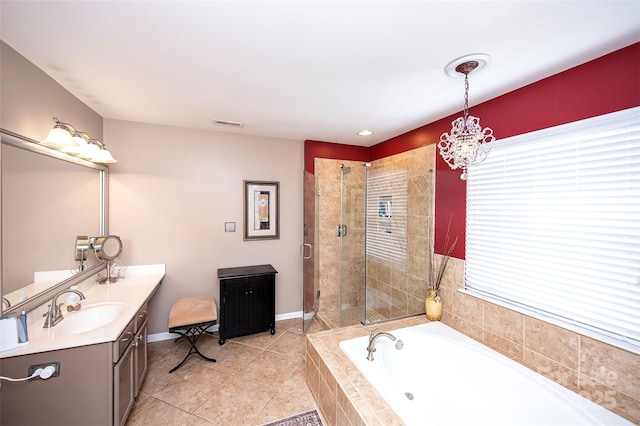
0,265 -> 164,426
114,331 -> 135,426
134,303 -> 148,396
0,303 -> 152,425
114,302 -> 148,425
217,264 -> 277,345
0,342 -> 113,425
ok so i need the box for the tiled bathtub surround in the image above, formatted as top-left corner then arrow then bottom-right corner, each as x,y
306,316 -> 425,425
306,260 -> 640,424
441,258 -> 639,424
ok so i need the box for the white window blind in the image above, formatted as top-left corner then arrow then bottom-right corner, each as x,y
466,107 -> 640,351
366,168 -> 408,266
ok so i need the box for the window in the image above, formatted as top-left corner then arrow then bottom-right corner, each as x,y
465,107 -> 640,353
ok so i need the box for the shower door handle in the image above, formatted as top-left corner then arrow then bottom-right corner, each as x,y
301,243 -> 312,259
336,224 -> 347,237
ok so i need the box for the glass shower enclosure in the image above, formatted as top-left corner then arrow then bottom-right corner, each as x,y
305,151 -> 434,331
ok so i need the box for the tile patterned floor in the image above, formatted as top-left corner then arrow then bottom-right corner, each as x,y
316,305 -> 386,329
126,318 -> 326,425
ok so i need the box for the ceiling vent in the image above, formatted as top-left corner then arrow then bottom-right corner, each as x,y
213,119 -> 244,127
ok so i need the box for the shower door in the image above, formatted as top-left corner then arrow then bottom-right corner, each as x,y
339,163 -> 367,326
302,169 -> 318,332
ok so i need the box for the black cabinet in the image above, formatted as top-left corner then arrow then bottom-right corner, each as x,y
217,264 -> 277,345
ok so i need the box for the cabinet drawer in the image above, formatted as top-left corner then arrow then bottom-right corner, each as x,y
134,302 -> 148,332
113,319 -> 135,362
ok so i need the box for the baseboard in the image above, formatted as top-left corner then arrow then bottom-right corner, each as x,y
147,310 -> 303,343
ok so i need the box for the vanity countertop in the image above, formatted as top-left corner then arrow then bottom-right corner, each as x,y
0,264 -> 165,359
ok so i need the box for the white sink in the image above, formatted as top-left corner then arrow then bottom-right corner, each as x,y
57,302 -> 129,334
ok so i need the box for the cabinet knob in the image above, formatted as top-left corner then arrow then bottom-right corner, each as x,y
120,331 -> 133,342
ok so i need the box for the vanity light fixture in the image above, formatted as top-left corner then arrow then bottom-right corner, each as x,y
439,54 -> 494,180
42,117 -> 117,163
42,119 -> 77,149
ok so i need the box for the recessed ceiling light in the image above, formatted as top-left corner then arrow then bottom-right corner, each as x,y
358,130 -> 373,136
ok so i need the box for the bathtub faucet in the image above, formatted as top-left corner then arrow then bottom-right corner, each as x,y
366,329 -> 397,361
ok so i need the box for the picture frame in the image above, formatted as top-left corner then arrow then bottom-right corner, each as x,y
243,180 -> 280,240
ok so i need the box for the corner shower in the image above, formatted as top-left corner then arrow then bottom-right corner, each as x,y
303,151 -> 435,331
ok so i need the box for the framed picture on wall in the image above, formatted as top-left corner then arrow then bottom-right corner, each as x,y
243,180 -> 280,240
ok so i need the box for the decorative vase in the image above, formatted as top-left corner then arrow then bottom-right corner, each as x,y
425,289 -> 443,321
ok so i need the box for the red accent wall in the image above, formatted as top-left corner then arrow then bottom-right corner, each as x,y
304,140 -> 370,174
305,42 -> 640,258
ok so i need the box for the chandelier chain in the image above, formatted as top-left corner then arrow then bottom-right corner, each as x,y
463,74 -> 470,122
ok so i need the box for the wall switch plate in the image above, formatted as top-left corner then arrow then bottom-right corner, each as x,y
224,222 -> 236,232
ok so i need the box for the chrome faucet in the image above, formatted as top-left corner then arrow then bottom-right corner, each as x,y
42,289 -> 86,328
366,329 -> 397,361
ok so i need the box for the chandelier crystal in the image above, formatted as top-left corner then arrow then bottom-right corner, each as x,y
439,60 -> 494,180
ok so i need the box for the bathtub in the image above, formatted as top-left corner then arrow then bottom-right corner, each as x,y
339,322 -> 632,425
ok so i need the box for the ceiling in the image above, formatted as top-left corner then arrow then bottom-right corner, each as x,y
1,1 -> 639,147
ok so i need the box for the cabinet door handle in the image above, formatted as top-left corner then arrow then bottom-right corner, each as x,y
120,331 -> 133,342
301,243 -> 312,259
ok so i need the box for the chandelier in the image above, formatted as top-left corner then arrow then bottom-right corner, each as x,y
439,58 -> 494,180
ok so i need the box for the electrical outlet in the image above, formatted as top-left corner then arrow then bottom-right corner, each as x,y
28,361 -> 60,380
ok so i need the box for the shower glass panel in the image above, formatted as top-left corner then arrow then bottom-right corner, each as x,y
338,163 -> 367,327
364,166 -> 409,323
302,168 -> 318,332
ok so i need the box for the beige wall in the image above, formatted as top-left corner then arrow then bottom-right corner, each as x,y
0,41 -> 103,142
104,119 -> 304,334
1,41 -> 305,334
1,41 -> 104,303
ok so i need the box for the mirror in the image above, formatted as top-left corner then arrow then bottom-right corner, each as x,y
93,235 -> 123,261
1,129 -> 107,315
90,234 -> 122,285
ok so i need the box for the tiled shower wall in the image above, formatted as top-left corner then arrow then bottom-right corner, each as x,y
365,146 -> 435,320
314,145 -> 435,326
440,258 -> 640,424
315,159 -> 365,321
337,163 -> 366,311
